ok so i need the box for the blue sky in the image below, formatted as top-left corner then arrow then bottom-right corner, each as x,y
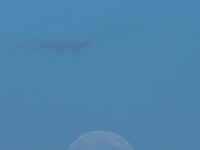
0,0 -> 200,150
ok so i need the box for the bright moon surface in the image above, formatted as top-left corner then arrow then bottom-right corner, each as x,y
68,131 -> 134,150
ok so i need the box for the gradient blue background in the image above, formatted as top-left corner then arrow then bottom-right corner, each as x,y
0,0 -> 200,150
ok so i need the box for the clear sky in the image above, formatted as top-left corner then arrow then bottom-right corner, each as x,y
0,0 -> 200,150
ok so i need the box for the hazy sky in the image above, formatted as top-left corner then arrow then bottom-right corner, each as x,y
0,0 -> 200,150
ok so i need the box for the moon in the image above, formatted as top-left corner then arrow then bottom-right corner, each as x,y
68,130 -> 134,150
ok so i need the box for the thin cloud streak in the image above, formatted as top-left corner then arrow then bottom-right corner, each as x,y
8,40 -> 94,51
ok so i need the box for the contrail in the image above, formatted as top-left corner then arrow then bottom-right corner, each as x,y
8,40 -> 94,51
34,41 -> 94,51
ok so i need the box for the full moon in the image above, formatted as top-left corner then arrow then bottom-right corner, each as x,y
68,130 -> 134,150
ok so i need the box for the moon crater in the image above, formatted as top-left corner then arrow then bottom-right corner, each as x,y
68,131 -> 134,150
